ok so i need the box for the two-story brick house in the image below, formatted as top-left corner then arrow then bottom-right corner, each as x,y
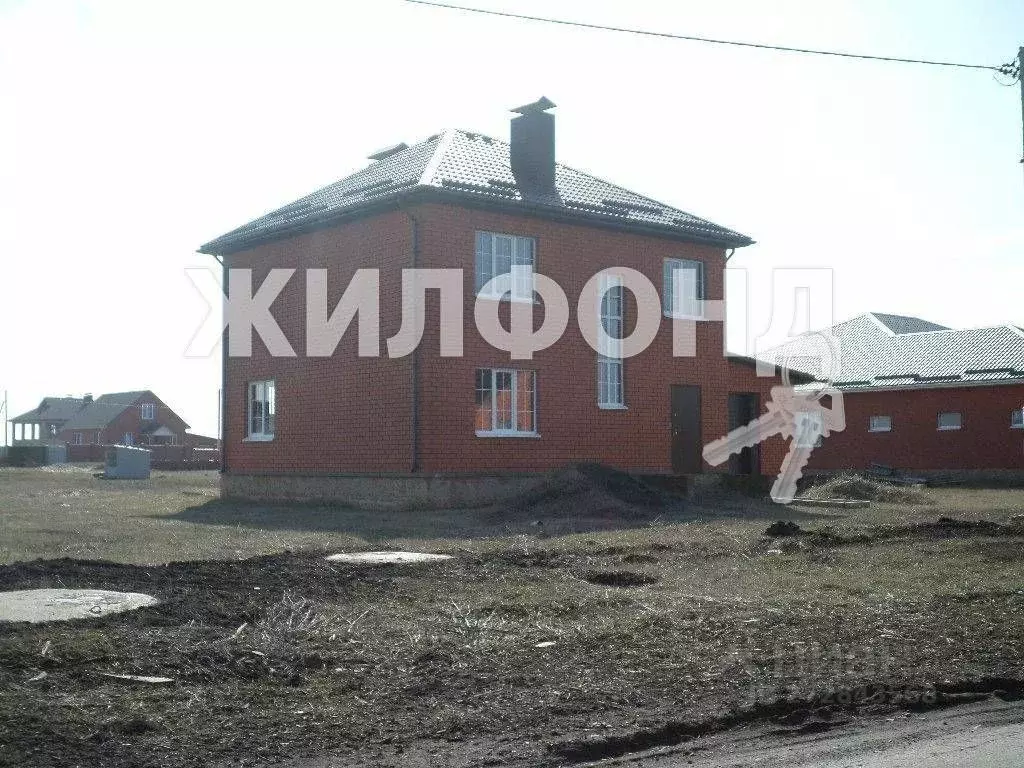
58,391 -> 190,447
200,99 -> 789,506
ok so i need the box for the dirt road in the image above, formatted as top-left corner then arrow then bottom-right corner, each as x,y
601,698 -> 1024,768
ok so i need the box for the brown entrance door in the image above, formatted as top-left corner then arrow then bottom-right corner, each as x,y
727,393 -> 760,475
670,385 -> 702,474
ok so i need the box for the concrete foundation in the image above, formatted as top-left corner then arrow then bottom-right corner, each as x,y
221,471 -> 550,510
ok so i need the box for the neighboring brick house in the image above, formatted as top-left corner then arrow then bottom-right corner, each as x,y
200,99 -> 791,504
56,391 -> 190,447
769,313 -> 1024,475
9,397 -> 88,444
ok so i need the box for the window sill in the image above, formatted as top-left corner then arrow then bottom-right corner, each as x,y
599,404 -> 628,410
664,312 -> 706,321
475,430 -> 541,439
936,426 -> 961,432
244,435 -> 275,442
476,293 -> 537,305
868,429 -> 891,433
1012,425 -> 1024,430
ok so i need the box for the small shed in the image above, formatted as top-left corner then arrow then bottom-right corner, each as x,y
105,445 -> 151,479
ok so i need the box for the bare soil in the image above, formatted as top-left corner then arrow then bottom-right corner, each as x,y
1,470 -> 1023,767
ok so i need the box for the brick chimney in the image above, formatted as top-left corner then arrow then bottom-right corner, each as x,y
510,97 -> 557,198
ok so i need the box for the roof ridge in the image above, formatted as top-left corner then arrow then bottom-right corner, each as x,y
419,129 -> 457,186
444,129 -> 744,237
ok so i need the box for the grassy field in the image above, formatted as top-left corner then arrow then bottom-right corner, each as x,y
1,468 -> 1023,767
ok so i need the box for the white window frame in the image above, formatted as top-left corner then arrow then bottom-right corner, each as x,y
73,432 -> 83,445
140,403 -> 155,421
247,380 -> 276,441
937,411 -> 962,431
122,432 -> 134,446
1012,408 -> 1024,429
475,368 -> 538,437
597,273 -> 626,409
475,231 -> 535,302
868,415 -> 892,433
663,258 -> 705,319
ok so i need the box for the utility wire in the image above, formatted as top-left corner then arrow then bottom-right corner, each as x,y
405,0 -> 1019,76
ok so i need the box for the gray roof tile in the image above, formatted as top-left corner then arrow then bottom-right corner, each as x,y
201,129 -> 750,254
10,397 -> 86,424
768,313 -> 1024,389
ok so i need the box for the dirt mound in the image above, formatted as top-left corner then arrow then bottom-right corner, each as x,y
496,463 -> 673,524
802,474 -> 930,504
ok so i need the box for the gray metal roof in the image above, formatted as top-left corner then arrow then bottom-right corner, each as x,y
767,313 -> 1024,390
200,129 -> 752,255
10,397 -> 86,424
62,391 -> 147,431
870,313 -> 950,335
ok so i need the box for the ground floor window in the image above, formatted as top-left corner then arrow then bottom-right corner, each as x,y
247,380 -> 276,440
475,368 -> 536,436
869,415 -> 892,432
937,411 -> 962,431
73,432 -> 83,445
1013,408 -> 1024,429
122,433 -> 134,446
598,357 -> 624,408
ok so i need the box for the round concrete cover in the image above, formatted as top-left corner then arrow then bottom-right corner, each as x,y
0,589 -> 159,624
325,551 -> 452,565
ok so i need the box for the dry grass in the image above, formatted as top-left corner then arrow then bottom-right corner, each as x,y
802,473 -> 932,504
1,467 -> 1023,766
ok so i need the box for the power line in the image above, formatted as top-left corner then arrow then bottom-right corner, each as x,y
405,0 -> 1018,76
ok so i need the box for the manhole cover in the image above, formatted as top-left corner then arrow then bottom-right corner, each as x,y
0,589 -> 159,623
325,551 -> 452,565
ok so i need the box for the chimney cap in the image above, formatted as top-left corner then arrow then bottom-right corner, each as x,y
511,96 -> 556,115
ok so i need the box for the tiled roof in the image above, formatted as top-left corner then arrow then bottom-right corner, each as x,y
870,313 -> 950,335
10,397 -> 86,424
767,313 -> 1024,389
200,129 -> 751,255
63,391 -> 147,431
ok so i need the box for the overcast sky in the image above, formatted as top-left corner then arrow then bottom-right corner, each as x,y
1,0 -> 1022,438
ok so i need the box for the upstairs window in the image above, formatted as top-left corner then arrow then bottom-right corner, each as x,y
140,403 -> 155,421
937,411 -> 962,431
475,231 -> 535,301
663,258 -> 705,319
248,380 -> 276,441
869,415 -> 892,433
475,368 -> 536,436
1012,408 -> 1024,429
597,273 -> 625,408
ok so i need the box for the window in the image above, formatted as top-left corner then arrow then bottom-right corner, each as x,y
475,231 -> 535,301
1012,408 -> 1024,429
869,415 -> 892,433
73,432 -> 83,445
247,380 -> 276,440
122,433 -> 134,446
597,273 -> 625,408
140,403 -> 155,420
475,369 -> 537,436
663,258 -> 706,319
937,412 -> 962,431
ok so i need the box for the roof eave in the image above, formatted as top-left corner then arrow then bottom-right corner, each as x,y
198,186 -> 754,257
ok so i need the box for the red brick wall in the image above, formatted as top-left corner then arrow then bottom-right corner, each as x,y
223,210 -> 414,474
58,393 -> 188,446
808,383 -> 1024,471
412,203 -> 783,475
221,203 -> 787,477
